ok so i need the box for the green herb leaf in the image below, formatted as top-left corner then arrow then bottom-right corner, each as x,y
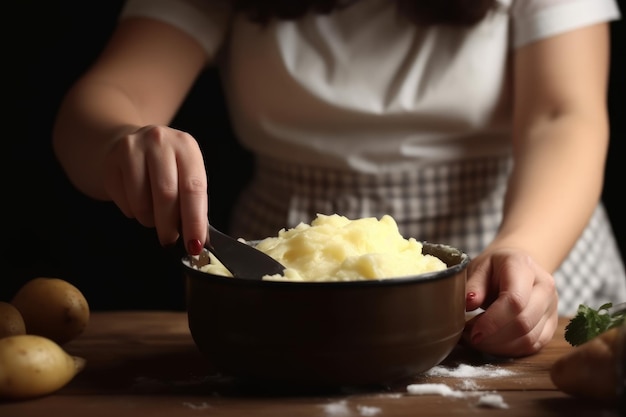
564,302 -> 626,346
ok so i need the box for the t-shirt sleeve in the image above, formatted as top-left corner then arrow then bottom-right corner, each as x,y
119,0 -> 233,61
511,0 -> 621,48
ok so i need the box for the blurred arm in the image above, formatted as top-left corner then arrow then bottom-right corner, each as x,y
493,22 -> 611,271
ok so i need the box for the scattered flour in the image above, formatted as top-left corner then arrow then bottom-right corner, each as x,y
320,400 -> 382,416
460,379 -> 479,390
425,364 -> 514,378
322,400 -> 351,417
406,363 -> 513,410
476,393 -> 509,409
406,383 -> 509,409
356,404 -> 382,416
407,383 -> 466,398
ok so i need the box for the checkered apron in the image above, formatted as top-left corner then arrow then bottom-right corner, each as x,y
229,154 -> 626,316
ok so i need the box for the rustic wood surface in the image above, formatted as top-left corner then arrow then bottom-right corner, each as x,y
1,312 -> 620,417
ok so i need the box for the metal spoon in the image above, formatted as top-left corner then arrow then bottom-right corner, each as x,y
189,224 -> 286,280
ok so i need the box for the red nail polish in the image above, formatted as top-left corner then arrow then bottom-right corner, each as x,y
187,239 -> 203,256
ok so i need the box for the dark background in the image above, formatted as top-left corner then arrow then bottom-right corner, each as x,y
9,1 -> 626,310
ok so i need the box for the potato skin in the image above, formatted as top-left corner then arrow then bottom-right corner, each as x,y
11,277 -> 90,345
0,302 -> 26,338
0,334 -> 85,400
550,327 -> 620,401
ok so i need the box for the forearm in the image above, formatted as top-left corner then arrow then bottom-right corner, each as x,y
493,113 -> 608,272
493,21 -> 613,273
52,78 -> 146,201
52,18 -> 209,201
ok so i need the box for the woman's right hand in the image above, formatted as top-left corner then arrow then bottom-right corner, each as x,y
103,125 -> 209,253
51,17 -> 214,254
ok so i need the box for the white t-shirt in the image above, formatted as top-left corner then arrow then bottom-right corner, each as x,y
120,0 -> 620,174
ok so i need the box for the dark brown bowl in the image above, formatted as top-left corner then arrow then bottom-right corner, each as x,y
183,242 -> 470,389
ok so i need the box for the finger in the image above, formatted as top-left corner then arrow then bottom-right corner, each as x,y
467,272 -> 558,356
103,163 -> 133,218
470,302 -> 558,357
465,256 -> 492,311
105,138 -> 153,225
114,134 -> 155,228
175,133 -> 208,254
145,138 -> 181,247
467,254 -> 537,343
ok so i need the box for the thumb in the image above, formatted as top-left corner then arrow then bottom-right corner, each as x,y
465,257 -> 491,311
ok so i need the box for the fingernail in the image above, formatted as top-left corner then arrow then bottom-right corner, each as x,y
187,239 -> 203,256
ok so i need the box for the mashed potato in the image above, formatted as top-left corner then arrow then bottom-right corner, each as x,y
201,214 -> 447,281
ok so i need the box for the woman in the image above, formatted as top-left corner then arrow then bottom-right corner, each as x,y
52,0 -> 626,357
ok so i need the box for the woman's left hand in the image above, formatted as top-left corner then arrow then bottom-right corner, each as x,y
463,247 -> 559,357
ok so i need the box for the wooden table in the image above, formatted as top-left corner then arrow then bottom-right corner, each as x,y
1,312 -> 621,417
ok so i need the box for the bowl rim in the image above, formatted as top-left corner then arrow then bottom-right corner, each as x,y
182,241 -> 470,288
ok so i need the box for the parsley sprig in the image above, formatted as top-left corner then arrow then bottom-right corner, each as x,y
564,302 -> 626,346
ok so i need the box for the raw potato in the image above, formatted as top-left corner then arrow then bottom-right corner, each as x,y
0,334 -> 85,400
11,277 -> 90,345
0,301 -> 26,338
550,327 -> 621,401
